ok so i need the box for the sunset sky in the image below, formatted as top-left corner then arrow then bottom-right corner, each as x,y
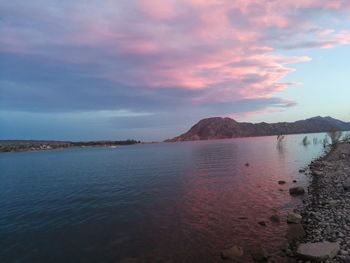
1,0 -> 350,141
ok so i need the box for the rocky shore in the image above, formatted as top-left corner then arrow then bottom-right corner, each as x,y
288,142 -> 350,262
220,142 -> 350,262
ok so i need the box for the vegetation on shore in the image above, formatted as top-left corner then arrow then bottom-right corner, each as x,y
0,139 -> 141,153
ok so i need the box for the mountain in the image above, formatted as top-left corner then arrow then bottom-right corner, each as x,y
167,116 -> 350,142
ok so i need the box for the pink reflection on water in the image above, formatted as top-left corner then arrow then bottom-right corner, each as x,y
158,138 -> 310,261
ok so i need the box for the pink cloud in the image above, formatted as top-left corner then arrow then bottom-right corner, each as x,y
1,0 -> 350,106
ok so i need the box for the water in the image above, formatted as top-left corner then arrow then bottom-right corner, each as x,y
0,134 -> 326,262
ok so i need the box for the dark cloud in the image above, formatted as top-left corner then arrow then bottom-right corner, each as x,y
0,52 -> 202,112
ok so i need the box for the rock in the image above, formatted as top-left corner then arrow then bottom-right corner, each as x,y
293,180 -> 297,183
327,200 -> 337,206
278,180 -> 286,185
284,247 -> 293,257
249,245 -> 267,262
296,242 -> 340,261
269,214 -> 280,223
289,186 -> 305,195
258,221 -> 267,226
221,245 -> 244,260
299,169 -> 305,173
343,178 -> 350,191
245,163 -> 250,167
287,223 -> 306,241
287,212 -> 302,224
312,170 -> 324,176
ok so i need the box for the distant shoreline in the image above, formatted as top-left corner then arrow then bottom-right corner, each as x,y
0,140 -> 141,153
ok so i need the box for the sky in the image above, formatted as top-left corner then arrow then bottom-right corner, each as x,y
1,0 -> 350,141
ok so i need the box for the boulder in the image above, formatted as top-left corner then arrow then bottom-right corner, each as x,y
296,242 -> 340,261
287,212 -> 302,224
221,245 -> 244,260
289,186 -> 305,195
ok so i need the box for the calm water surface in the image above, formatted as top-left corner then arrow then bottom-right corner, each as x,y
0,134 -> 326,262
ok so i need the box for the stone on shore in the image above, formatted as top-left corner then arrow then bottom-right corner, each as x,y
269,214 -> 280,223
221,245 -> 244,260
248,245 -> 267,262
343,178 -> 350,191
296,242 -> 340,261
312,170 -> 324,176
258,221 -> 266,226
278,180 -> 286,185
287,223 -> 305,241
287,212 -> 302,224
289,186 -> 305,195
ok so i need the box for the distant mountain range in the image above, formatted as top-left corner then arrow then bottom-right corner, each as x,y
167,116 -> 350,142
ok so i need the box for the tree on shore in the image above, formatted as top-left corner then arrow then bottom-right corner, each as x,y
302,136 -> 310,146
342,132 -> 350,143
327,128 -> 342,145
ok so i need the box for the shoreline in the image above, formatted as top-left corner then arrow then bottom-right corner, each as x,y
288,142 -> 350,262
0,140 -> 141,153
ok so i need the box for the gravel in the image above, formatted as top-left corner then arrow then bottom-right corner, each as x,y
289,142 -> 350,263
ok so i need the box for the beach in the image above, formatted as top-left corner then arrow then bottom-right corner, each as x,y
288,142 -> 350,262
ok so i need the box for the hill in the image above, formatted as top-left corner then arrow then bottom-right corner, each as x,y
167,116 -> 350,142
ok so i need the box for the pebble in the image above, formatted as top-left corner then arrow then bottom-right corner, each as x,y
221,245 -> 244,260
289,186 -> 305,195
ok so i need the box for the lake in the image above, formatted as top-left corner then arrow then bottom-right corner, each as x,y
0,133 -> 327,262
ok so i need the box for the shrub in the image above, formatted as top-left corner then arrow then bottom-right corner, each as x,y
327,128 -> 342,145
302,136 -> 309,146
343,132 -> 350,143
